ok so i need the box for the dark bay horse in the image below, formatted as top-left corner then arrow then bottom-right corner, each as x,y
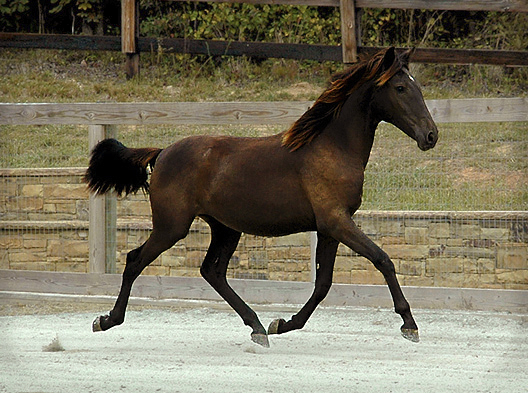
85,47 -> 438,347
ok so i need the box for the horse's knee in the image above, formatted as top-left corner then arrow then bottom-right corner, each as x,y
372,252 -> 396,276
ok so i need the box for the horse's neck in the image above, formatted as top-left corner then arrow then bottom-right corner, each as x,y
323,84 -> 378,168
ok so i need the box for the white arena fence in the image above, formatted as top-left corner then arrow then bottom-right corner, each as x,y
0,99 -> 527,290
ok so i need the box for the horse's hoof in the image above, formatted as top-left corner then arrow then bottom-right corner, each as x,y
401,328 -> 420,343
268,318 -> 285,335
93,315 -> 110,332
251,333 -> 270,348
92,316 -> 103,332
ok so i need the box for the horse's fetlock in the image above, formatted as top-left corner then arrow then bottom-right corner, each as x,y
313,282 -> 332,303
394,301 -> 411,317
291,314 -> 307,330
109,311 -> 124,326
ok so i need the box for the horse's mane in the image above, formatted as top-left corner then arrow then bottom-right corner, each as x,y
282,47 -> 408,152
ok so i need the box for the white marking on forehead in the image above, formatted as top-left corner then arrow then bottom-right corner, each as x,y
404,68 -> 416,82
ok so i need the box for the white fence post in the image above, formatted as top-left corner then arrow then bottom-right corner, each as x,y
104,125 -> 117,273
88,125 -> 117,274
310,232 -> 317,283
88,125 -> 106,273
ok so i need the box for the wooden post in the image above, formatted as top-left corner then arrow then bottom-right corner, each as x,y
104,125 -> 118,274
88,125 -> 106,273
88,125 -> 118,274
340,0 -> 359,64
122,0 -> 139,79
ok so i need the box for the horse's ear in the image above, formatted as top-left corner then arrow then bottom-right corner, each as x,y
381,47 -> 396,71
400,47 -> 415,67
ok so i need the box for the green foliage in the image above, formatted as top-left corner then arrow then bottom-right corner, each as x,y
140,3 -> 341,45
0,0 -> 117,34
359,9 -> 527,50
0,0 -> 29,13
48,0 -> 109,32
0,0 -> 30,30
139,4 -> 527,52
49,0 -> 105,24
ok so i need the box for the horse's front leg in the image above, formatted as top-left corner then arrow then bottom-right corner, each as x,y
268,233 -> 339,336
329,215 -> 419,342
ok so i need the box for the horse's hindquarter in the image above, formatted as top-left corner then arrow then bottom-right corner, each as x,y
152,135 -> 316,237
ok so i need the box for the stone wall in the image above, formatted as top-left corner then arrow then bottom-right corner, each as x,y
1,168 -> 527,289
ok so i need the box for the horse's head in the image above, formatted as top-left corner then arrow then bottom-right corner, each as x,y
372,47 -> 438,151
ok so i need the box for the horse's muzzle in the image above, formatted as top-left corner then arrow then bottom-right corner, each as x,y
418,128 -> 438,151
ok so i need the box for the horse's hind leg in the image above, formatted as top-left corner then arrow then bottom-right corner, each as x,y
199,218 -> 269,347
92,228 -> 185,332
268,232 -> 339,336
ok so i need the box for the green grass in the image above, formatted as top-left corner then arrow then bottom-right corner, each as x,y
2,49 -> 527,103
0,50 -> 333,103
0,124 -> 88,167
363,123 -> 527,211
0,49 -> 527,211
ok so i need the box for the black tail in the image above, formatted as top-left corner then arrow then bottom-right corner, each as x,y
83,138 -> 163,196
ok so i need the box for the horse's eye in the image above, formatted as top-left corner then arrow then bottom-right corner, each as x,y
396,86 -> 405,93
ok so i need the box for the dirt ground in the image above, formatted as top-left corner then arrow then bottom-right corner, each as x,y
1,298 -> 527,393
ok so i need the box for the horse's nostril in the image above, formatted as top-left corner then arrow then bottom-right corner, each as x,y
427,131 -> 436,144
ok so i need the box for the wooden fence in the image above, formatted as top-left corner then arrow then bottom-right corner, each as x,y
1,98 -> 527,310
1,97 -> 527,273
0,0 -> 527,78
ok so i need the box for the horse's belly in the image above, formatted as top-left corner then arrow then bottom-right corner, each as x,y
231,214 -> 316,237
201,196 -> 316,237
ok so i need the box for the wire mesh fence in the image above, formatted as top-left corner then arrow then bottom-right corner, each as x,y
1,120 -> 527,289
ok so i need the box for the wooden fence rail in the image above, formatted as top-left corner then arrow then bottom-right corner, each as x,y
2,33 -> 526,67
1,270 -> 527,313
1,98 -> 527,126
